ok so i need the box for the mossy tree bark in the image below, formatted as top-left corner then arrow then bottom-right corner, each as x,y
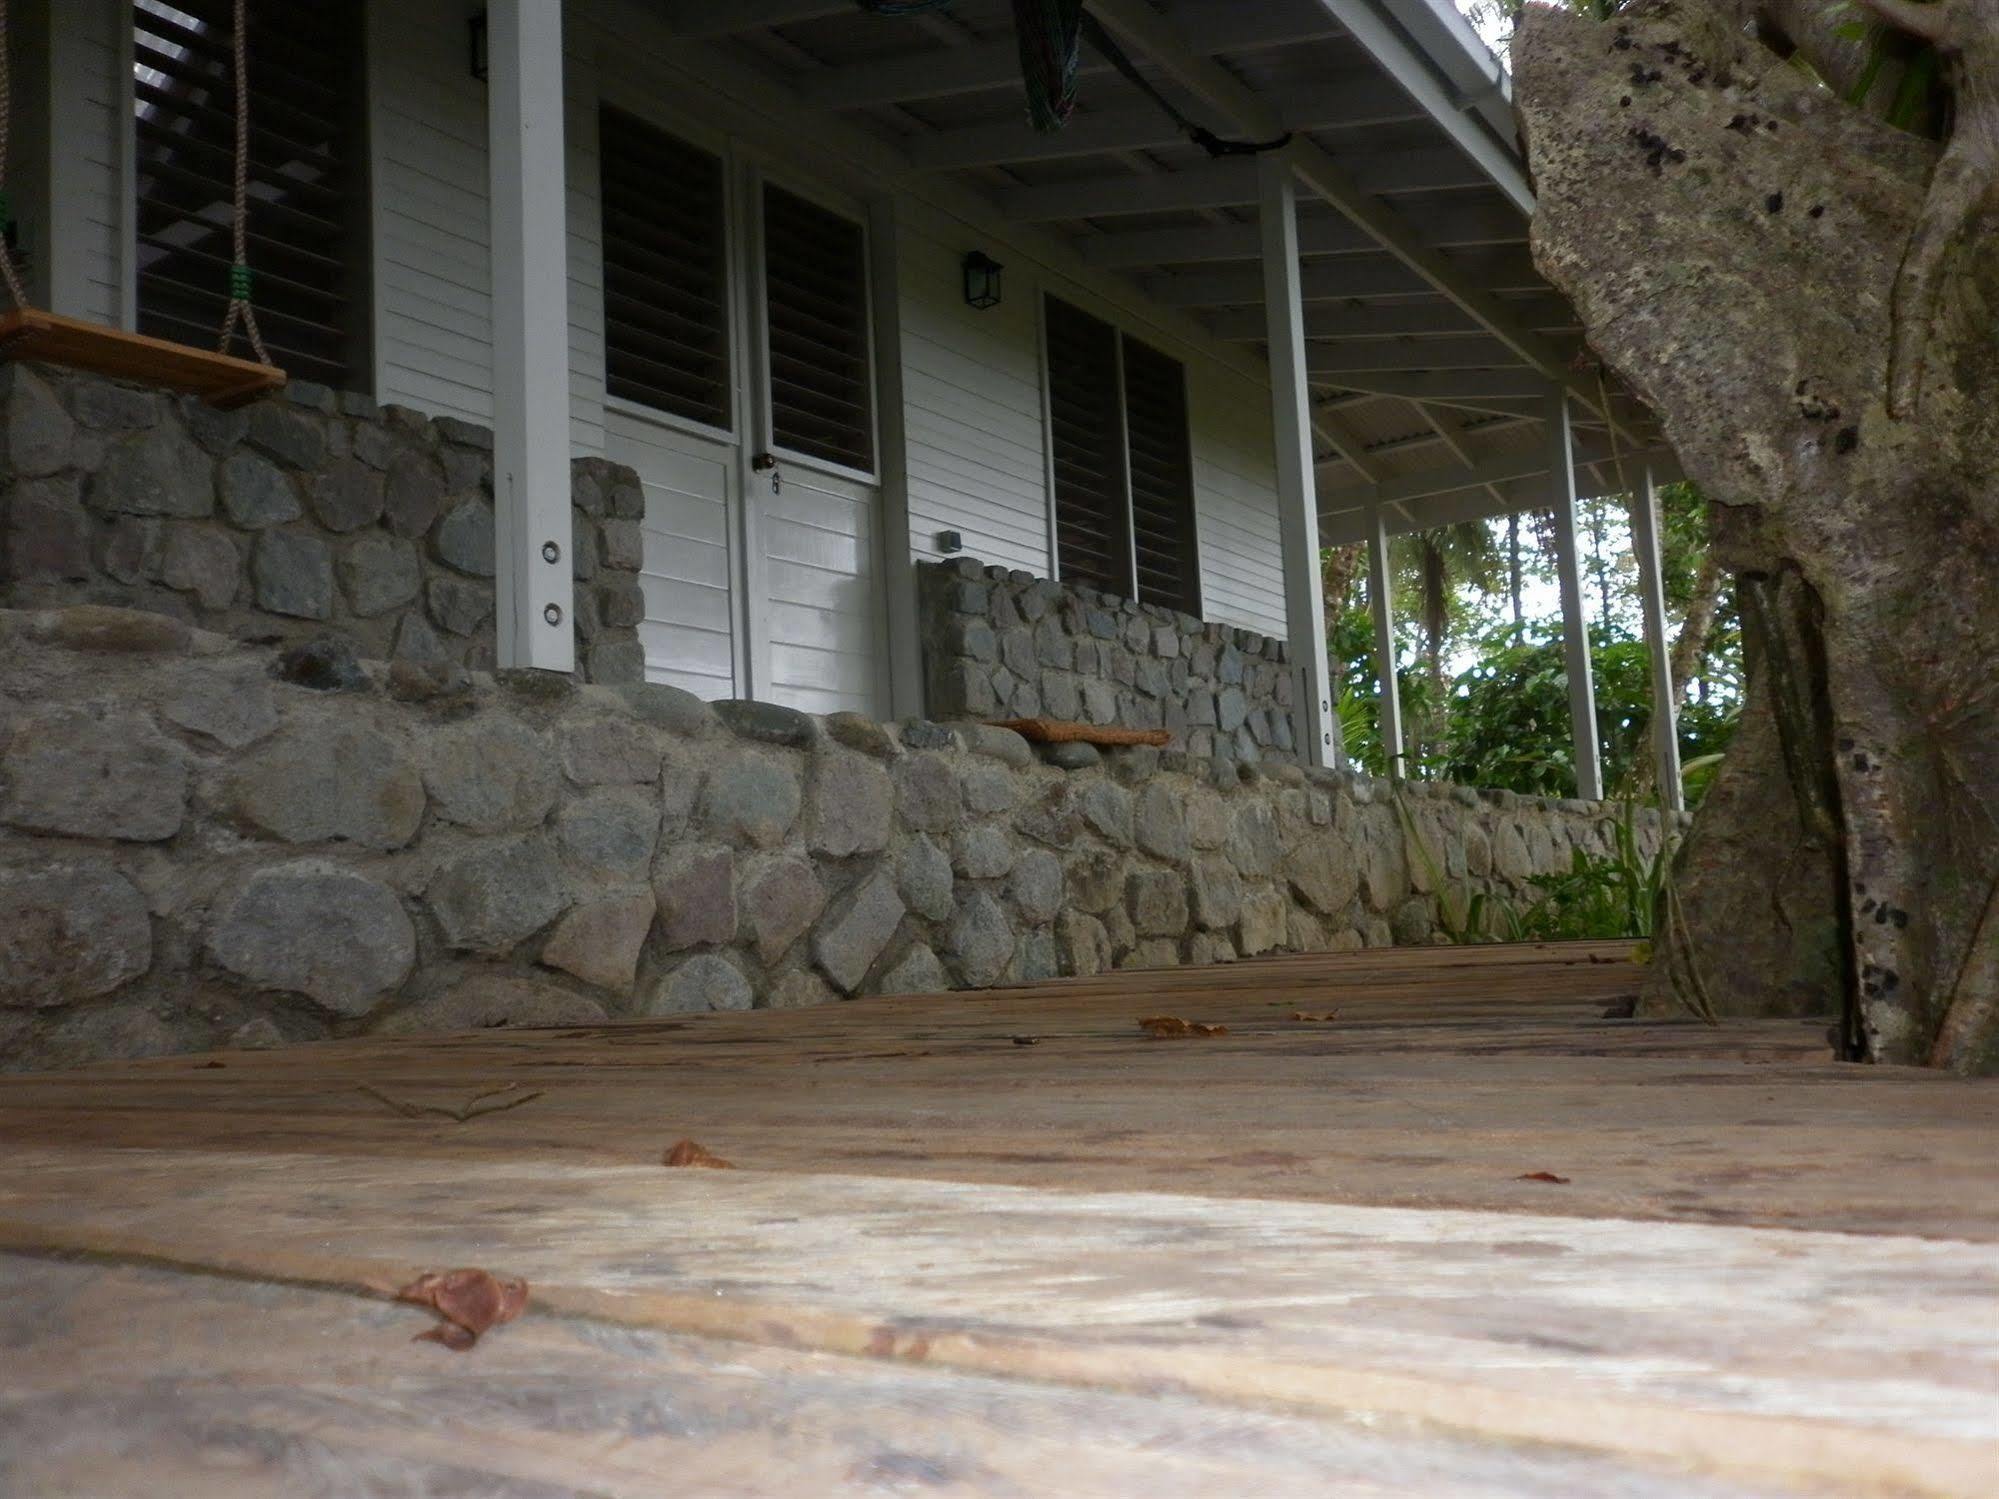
1515,0 -> 1999,1069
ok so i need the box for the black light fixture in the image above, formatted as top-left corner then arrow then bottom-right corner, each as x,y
468,10 -> 488,81
962,250 -> 1003,310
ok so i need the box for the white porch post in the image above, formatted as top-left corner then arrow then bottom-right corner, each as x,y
1631,463 -> 1684,810
487,0 -> 575,673
1366,502 -> 1406,778
1546,387 -> 1603,800
1257,153 -> 1337,768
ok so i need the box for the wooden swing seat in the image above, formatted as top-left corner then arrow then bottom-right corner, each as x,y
0,307 -> 286,409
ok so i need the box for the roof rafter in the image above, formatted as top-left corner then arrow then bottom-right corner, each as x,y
802,6 -> 1344,109
660,0 -> 852,37
1308,336 -> 1577,374
1207,296 -> 1573,342
903,77 -> 1423,171
998,148 -> 1486,221
1080,202 -> 1523,269
1085,0 -> 1644,447
1143,248 -> 1542,306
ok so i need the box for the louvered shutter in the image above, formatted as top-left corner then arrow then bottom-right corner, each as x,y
1120,335 -> 1201,615
600,108 -> 731,430
1044,297 -> 1130,596
132,0 -> 367,390
761,184 -> 872,472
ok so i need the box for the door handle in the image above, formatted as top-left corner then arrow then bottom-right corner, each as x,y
751,452 -> 781,493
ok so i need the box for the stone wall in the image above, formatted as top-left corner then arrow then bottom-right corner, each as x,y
917,559 -> 1301,763
0,603 -> 1666,1072
0,364 -> 644,682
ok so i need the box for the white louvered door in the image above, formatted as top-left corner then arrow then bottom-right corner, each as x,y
599,110 -> 884,715
743,176 -> 886,718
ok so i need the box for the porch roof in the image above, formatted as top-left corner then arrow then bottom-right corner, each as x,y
663,0 -> 1677,545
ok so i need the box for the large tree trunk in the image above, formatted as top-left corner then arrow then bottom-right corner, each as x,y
1516,2 -> 1999,1070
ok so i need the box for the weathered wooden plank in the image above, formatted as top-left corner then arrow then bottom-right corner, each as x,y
2,945 -> 1989,1238
0,1253 -> 1786,1498
1,1155 -> 1994,1497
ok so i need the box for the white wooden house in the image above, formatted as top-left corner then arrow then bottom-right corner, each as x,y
5,0 -> 1684,798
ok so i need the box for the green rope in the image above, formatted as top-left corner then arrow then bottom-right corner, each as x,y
229,263 -> 253,300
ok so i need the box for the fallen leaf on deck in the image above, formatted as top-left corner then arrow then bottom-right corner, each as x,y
1290,1010 -> 1340,1022
398,1267 -> 528,1351
1517,1171 -> 1572,1184
663,1138 -> 735,1169
1139,1017 -> 1227,1038
1011,1035 -> 1041,1046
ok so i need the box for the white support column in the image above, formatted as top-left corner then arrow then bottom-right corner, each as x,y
1257,153 -> 1337,769
867,197 -> 924,719
487,0 -> 576,674
1545,388 -> 1603,801
1631,463 -> 1684,810
1365,501 -> 1405,779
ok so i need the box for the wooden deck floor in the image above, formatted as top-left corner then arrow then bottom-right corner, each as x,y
2,943 -> 1995,1496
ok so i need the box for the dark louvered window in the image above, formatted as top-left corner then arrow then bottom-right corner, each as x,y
1044,298 -> 1199,614
600,108 -> 731,429
1045,297 -> 1129,596
762,184 -> 872,472
1121,336 -> 1201,615
132,0 -> 368,390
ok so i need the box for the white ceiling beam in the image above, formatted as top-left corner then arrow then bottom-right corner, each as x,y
803,4 -> 1343,108
1416,401 -> 1511,515
1143,248 -> 1542,306
1307,0 -> 1532,214
1313,369 -> 1553,406
1207,296 -> 1573,342
903,78 -> 1423,171
1309,335 -> 1566,374
1086,0 -> 1643,446
1320,435 -> 1673,515
660,0 -> 851,37
999,148 -> 1486,221
1080,201 -> 1523,268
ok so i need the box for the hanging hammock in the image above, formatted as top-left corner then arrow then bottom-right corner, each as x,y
0,0 -> 285,408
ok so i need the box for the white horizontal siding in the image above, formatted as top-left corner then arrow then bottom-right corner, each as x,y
1188,358 -> 1288,640
48,0 -> 125,325
368,0 -> 604,453
896,209 -> 1052,577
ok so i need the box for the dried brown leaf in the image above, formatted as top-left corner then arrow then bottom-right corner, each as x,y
1289,1010 -> 1340,1023
1516,1171 -> 1572,1184
663,1138 -> 734,1169
1139,1017 -> 1226,1038
397,1267 -> 529,1351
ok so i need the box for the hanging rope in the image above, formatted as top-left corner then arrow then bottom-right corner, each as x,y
0,0 -> 31,309
216,0 -> 271,365
1012,0 -> 1083,133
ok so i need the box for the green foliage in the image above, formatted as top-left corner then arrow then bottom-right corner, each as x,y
1337,613 -> 1740,801
1402,795 -> 1671,945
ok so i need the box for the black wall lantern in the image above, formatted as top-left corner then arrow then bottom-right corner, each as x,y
962,250 -> 1003,310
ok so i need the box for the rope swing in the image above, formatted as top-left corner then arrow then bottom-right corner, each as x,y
856,0 -> 1292,156
0,0 -> 276,386
215,0 -> 272,366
